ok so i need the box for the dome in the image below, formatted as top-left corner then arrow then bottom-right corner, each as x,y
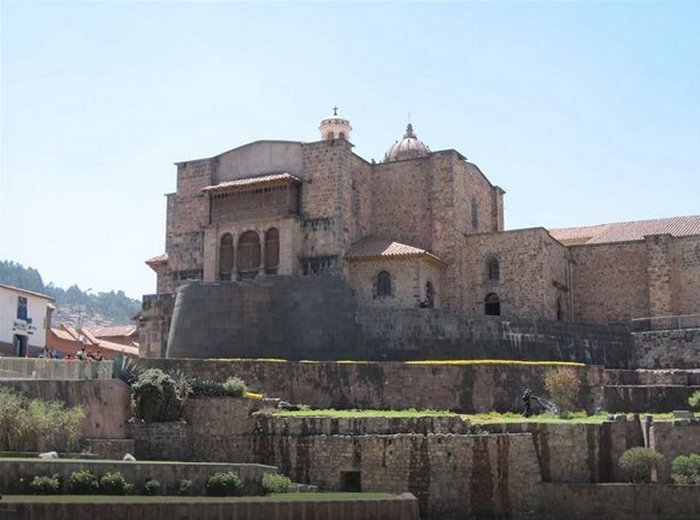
384,123 -> 430,162
319,107 -> 352,141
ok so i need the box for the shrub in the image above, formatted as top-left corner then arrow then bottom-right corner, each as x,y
672,454 -> 700,485
206,471 -> 242,496
619,447 -> 666,483
143,479 -> 161,496
261,472 -> 291,494
188,379 -> 226,397
29,475 -> 61,495
177,479 -> 193,496
223,377 -> 247,398
688,391 -> 700,410
67,470 -> 99,494
544,367 -> 581,414
100,472 -> 132,495
132,369 -> 185,422
0,387 -> 85,451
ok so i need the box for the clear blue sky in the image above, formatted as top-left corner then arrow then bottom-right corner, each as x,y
2,1 -> 699,299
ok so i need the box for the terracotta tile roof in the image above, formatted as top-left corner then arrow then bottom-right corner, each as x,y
549,215 -> 700,245
345,238 -> 446,265
145,253 -> 168,265
202,173 -> 302,193
91,325 -> 138,338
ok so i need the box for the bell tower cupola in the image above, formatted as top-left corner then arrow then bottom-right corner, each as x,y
319,106 -> 352,141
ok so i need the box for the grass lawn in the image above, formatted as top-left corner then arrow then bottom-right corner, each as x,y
0,493 -> 394,503
273,408 -> 682,424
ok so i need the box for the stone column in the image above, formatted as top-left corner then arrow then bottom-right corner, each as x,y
645,234 -> 673,317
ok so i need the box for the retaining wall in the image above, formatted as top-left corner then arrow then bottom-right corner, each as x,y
0,494 -> 420,520
633,328 -> 700,368
145,359 -> 605,414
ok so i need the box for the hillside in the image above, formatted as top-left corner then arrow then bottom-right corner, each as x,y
0,260 -> 140,326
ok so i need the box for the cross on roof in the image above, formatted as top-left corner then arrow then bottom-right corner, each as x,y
333,106 -> 338,116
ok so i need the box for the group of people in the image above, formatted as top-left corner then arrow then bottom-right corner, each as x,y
38,346 -> 104,361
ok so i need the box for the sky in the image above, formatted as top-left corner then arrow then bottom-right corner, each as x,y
1,1 -> 699,299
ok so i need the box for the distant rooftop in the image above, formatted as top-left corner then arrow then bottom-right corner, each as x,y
548,215 -> 700,245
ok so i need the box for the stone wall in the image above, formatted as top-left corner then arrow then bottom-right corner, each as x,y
0,379 -> 130,440
480,421 -> 643,484
537,483 -> 700,519
603,385 -> 700,412
146,359 -> 605,413
570,241 -> 649,324
461,228 -> 569,319
673,235 -> 700,315
252,432 -> 541,519
632,328 -> 700,368
650,422 -> 700,472
157,275 -> 633,365
139,293 -> 175,358
126,421 -> 192,461
0,458 -> 275,496
164,277 -> 359,359
1,494 -> 420,520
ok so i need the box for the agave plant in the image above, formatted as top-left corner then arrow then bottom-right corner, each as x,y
111,354 -> 143,385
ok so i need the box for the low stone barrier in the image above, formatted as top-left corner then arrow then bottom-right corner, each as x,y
0,493 -> 421,520
537,483 -> 700,519
0,357 -> 112,380
0,459 -> 276,496
603,385 -> 700,412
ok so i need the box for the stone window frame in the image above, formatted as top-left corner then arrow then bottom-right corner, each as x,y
484,292 -> 501,316
218,233 -> 234,281
375,270 -> 393,298
237,230 -> 262,280
264,227 -> 280,275
486,256 -> 500,282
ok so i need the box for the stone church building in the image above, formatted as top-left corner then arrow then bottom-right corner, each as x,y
141,111 -> 700,360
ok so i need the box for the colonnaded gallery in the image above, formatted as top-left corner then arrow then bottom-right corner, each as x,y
140,110 -> 700,360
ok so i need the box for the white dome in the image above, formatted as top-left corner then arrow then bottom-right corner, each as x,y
384,124 -> 430,162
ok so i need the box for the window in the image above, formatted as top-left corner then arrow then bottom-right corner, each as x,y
338,132 -> 346,139
420,281 -> 435,308
17,296 -> 28,320
487,257 -> 500,281
264,228 -> 280,275
237,231 -> 261,280
484,293 -> 500,316
326,131 -> 335,139
219,233 -> 234,281
301,255 -> 338,276
471,197 -> 479,230
376,271 -> 392,297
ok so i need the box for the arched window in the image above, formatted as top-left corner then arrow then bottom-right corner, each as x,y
484,293 -> 500,316
471,197 -> 479,230
326,131 -> 335,139
264,228 -> 280,275
487,257 -> 500,281
237,231 -> 261,280
419,281 -> 435,308
219,233 -> 234,281
376,271 -> 392,297
338,132 -> 346,140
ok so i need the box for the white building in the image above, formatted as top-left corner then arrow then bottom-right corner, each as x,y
0,284 -> 54,357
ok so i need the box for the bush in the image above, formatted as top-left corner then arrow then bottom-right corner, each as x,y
688,391 -> 700,410
188,379 -> 226,397
100,471 -> 132,495
206,471 -> 242,496
177,479 -> 193,496
29,475 -> 61,495
143,479 -> 161,496
261,472 -> 291,494
672,454 -> 700,485
132,369 -> 185,422
223,377 -> 247,398
619,447 -> 666,483
0,387 -> 85,451
544,368 -> 581,414
67,470 -> 99,494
